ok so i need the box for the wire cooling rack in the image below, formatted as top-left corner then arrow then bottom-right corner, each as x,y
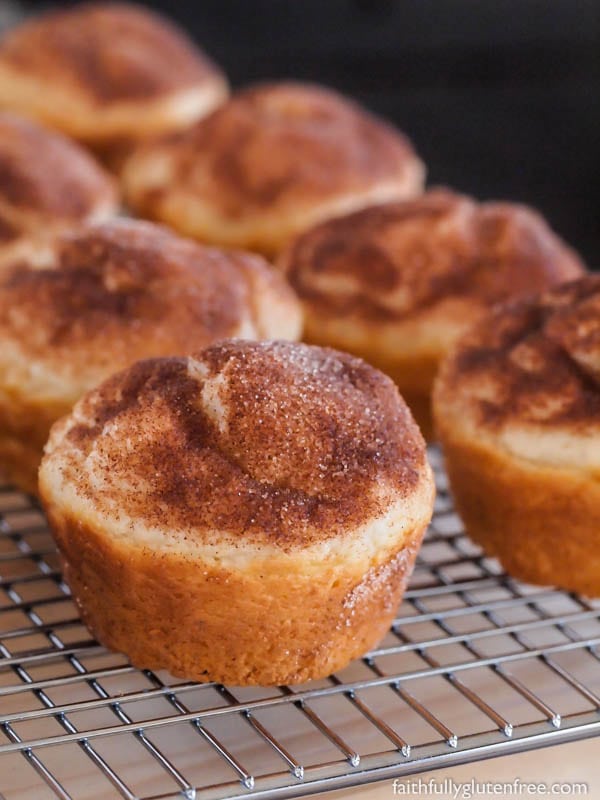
1,447 -> 599,800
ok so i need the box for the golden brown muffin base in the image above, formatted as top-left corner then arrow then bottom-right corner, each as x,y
0,434 -> 44,496
43,498 -> 427,685
0,393 -> 69,495
371,359 -> 437,441
437,423 -> 600,596
91,137 -> 138,174
390,388 -> 433,442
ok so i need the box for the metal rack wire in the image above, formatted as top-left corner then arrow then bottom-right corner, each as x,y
1,446 -> 599,800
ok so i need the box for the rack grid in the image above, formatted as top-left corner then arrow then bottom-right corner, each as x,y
1,447 -> 599,800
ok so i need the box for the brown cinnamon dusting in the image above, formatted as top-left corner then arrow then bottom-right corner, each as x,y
0,219 -> 285,372
61,341 -> 427,547
282,189 -> 585,321
150,82 -> 419,214
445,277 -> 600,429
0,2 -> 222,103
0,112 -> 115,224
0,215 -> 18,243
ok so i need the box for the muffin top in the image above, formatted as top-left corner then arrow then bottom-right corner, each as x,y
0,112 -> 117,250
0,2 -> 224,105
435,276 -> 600,446
42,340 -> 432,553
280,189 -> 585,324
0,219 -> 300,401
122,81 -> 424,248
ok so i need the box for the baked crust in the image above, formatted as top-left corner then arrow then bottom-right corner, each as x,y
0,3 -> 228,144
436,426 -> 600,596
0,220 -> 301,492
122,82 -> 425,255
0,112 -> 117,266
280,189 -> 586,435
434,277 -> 600,595
45,505 -> 428,684
39,341 -> 435,683
0,394 -> 66,495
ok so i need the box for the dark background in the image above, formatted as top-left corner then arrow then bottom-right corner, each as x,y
22,0 -> 600,264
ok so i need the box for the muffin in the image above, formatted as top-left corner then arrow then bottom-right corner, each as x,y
39,340 -> 434,684
122,81 -> 425,255
279,189 -> 586,437
0,3 -> 228,166
434,276 -> 600,596
0,219 -> 300,494
0,112 -> 117,267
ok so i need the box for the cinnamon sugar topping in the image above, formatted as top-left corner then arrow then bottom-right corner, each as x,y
58,341 -> 427,547
145,82 -> 421,214
281,189 -> 585,321
0,219 -> 297,377
441,277 -> 600,430
0,3 -> 222,103
0,112 -> 116,230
